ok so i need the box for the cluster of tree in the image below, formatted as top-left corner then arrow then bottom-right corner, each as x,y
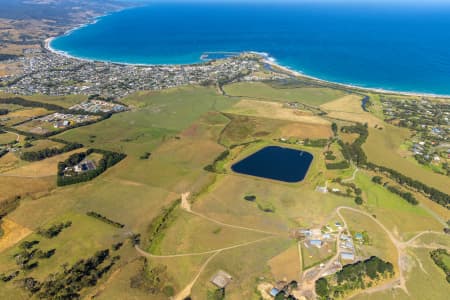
304,138 -> 329,148
21,142 -> 83,161
315,256 -> 394,298
366,162 -> 449,208
326,161 -> 350,170
130,233 -> 141,246
338,180 -> 364,204
66,151 -> 89,166
130,257 -> 173,296
88,94 -> 114,102
355,196 -> 363,205
244,195 -> 256,201
430,249 -> 450,283
112,242 -> 123,251
338,123 -> 368,165
146,200 -> 180,251
371,175 -> 418,204
331,122 -> 338,136
140,152 -> 151,160
204,150 -> 230,173
324,150 -> 337,160
372,176 -> 383,184
14,240 -> 55,271
0,148 -> 8,158
37,221 -> 72,239
387,185 -> 418,205
86,211 -> 124,228
57,149 -> 126,186
0,270 -> 20,283
207,288 -> 225,300
0,108 -> 8,115
19,249 -> 119,299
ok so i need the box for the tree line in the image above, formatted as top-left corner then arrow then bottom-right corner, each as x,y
337,123 -> 449,209
37,221 -> 72,239
0,97 -> 65,111
430,249 -> 450,283
326,161 -> 350,170
57,149 -> 126,186
204,150 -> 230,173
146,200 -> 180,252
371,176 -> 418,205
366,162 -> 449,208
86,211 -> 124,228
315,256 -> 394,299
21,142 -> 83,161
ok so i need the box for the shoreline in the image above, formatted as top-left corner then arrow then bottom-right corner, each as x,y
44,15 -> 450,99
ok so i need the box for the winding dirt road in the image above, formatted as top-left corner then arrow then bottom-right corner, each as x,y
136,193 -> 448,300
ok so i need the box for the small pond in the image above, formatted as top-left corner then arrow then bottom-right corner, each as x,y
231,146 -> 313,183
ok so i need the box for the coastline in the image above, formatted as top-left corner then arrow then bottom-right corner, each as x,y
261,57 -> 450,99
44,16 -> 450,99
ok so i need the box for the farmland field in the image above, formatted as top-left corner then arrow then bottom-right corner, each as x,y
223,81 -> 346,105
0,81 -> 449,300
363,124 -> 450,194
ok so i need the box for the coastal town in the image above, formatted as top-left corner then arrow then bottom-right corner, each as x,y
0,48 -> 264,99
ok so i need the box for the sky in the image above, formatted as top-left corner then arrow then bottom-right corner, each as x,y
147,0 -> 450,2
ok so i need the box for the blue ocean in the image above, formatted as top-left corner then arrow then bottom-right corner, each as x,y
50,2 -> 450,95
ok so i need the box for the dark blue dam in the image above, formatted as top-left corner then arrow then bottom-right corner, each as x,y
231,146 -> 313,183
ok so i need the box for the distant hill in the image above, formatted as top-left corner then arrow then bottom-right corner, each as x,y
0,0 -> 140,24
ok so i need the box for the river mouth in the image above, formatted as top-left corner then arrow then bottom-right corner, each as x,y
231,146 -> 313,183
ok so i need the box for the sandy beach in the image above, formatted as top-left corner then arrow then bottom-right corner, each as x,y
261,56 -> 450,99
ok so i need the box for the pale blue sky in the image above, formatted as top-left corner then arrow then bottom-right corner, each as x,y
147,0 -> 450,2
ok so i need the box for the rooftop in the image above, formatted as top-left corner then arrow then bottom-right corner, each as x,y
210,270 -> 232,289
